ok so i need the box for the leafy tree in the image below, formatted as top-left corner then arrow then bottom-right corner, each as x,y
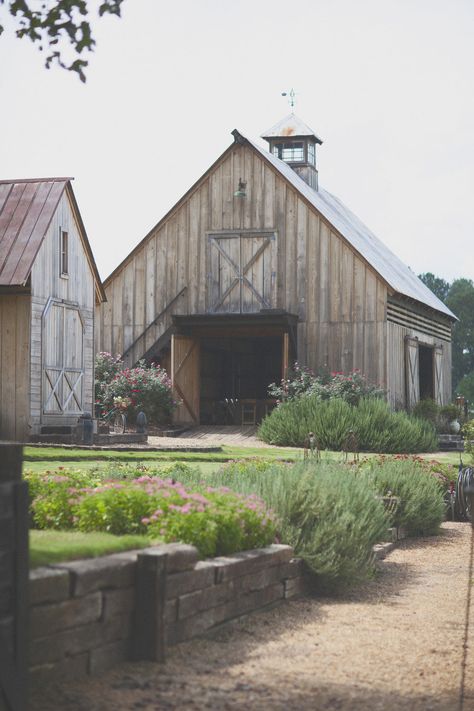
0,0 -> 124,82
457,372 -> 474,406
419,273 -> 474,394
446,278 -> 474,391
418,272 -> 450,302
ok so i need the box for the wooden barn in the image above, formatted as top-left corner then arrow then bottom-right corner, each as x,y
96,114 -> 456,424
0,178 -> 105,441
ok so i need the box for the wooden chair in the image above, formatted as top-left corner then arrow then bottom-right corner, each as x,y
240,399 -> 257,426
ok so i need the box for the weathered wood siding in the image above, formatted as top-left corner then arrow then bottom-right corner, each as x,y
0,294 -> 30,440
97,144 -> 389,388
29,190 -> 95,431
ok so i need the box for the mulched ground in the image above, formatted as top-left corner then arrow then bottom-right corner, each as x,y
31,522 -> 474,710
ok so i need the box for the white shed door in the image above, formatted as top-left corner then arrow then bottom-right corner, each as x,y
434,345 -> 444,405
405,337 -> 420,410
208,232 -> 277,313
42,301 -> 84,414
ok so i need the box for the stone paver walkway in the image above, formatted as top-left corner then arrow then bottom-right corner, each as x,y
31,523 -> 474,711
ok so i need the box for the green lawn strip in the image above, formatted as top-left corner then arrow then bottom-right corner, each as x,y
23,460 -> 223,476
22,446 -> 462,470
23,444 -> 303,463
29,529 -> 156,568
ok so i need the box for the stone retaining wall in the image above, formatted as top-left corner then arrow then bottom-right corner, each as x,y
29,543 -> 308,685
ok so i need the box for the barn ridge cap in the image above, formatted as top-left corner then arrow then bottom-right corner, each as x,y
0,177 -> 74,185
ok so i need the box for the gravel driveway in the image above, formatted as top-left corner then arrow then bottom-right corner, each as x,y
31,522 -> 474,711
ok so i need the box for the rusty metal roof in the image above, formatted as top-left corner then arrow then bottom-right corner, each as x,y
261,113 -> 323,144
0,178 -> 68,285
237,131 -> 456,321
0,178 -> 105,301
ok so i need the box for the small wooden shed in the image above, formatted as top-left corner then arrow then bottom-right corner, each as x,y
96,115 -> 456,424
0,178 -> 105,441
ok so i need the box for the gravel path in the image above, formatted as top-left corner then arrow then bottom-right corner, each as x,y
32,523 -> 474,711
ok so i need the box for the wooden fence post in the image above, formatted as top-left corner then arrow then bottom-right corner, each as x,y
0,444 -> 28,711
133,550 -> 167,662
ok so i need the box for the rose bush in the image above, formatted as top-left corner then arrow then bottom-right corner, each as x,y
268,363 -> 384,406
94,353 -> 176,425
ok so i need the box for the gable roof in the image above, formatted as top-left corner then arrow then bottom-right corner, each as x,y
0,178 -> 105,301
235,130 -> 456,321
261,113 -> 323,144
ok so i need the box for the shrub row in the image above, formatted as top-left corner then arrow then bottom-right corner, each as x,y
258,397 -> 438,452
176,456 -> 446,588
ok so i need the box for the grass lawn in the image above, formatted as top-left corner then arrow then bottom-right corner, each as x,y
23,444 -> 303,463
30,529 -> 154,568
23,445 -> 463,469
23,459 -> 225,476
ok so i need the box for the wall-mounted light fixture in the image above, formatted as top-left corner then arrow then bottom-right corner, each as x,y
234,178 -> 247,198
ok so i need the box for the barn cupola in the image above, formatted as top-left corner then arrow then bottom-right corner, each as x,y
261,113 -> 323,191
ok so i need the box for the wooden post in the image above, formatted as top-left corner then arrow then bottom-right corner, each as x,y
133,550 -> 167,662
0,443 -> 28,711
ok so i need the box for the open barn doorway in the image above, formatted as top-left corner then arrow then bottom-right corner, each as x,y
170,313 -> 298,425
419,344 -> 434,401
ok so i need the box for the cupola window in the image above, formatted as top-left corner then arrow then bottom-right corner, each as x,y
272,141 -> 304,162
308,141 -> 316,166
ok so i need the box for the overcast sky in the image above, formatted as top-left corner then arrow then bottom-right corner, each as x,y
1,0 -> 473,283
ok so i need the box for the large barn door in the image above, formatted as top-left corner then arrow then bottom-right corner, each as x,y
171,334 -> 200,424
42,301 -> 84,414
405,337 -> 419,410
434,345 -> 444,405
208,232 -> 277,313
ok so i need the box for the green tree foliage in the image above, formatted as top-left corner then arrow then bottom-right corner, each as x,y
419,273 -> 474,393
457,372 -> 474,405
418,272 -> 450,302
446,279 -> 474,390
0,0 -> 124,81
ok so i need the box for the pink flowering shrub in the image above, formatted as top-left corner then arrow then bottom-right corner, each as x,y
25,469 -> 101,529
95,353 -> 176,424
24,468 -> 276,557
268,363 -> 384,406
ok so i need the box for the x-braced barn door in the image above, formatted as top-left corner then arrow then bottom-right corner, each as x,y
42,301 -> 84,414
434,345 -> 444,405
208,232 -> 277,313
171,335 -> 200,424
405,336 -> 420,410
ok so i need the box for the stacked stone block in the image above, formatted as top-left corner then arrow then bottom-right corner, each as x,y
29,543 -> 309,684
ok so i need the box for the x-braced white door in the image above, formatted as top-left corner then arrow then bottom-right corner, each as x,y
42,300 -> 84,414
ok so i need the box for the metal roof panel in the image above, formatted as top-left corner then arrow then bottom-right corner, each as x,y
241,132 -> 456,321
261,113 -> 323,143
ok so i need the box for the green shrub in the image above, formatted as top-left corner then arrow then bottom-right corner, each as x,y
25,469 -> 100,530
258,396 -> 437,453
358,458 -> 445,534
462,420 -> 474,463
412,398 -> 440,425
195,460 -> 389,588
147,489 -> 276,558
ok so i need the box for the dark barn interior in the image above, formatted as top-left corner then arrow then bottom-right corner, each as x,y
200,335 -> 282,424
